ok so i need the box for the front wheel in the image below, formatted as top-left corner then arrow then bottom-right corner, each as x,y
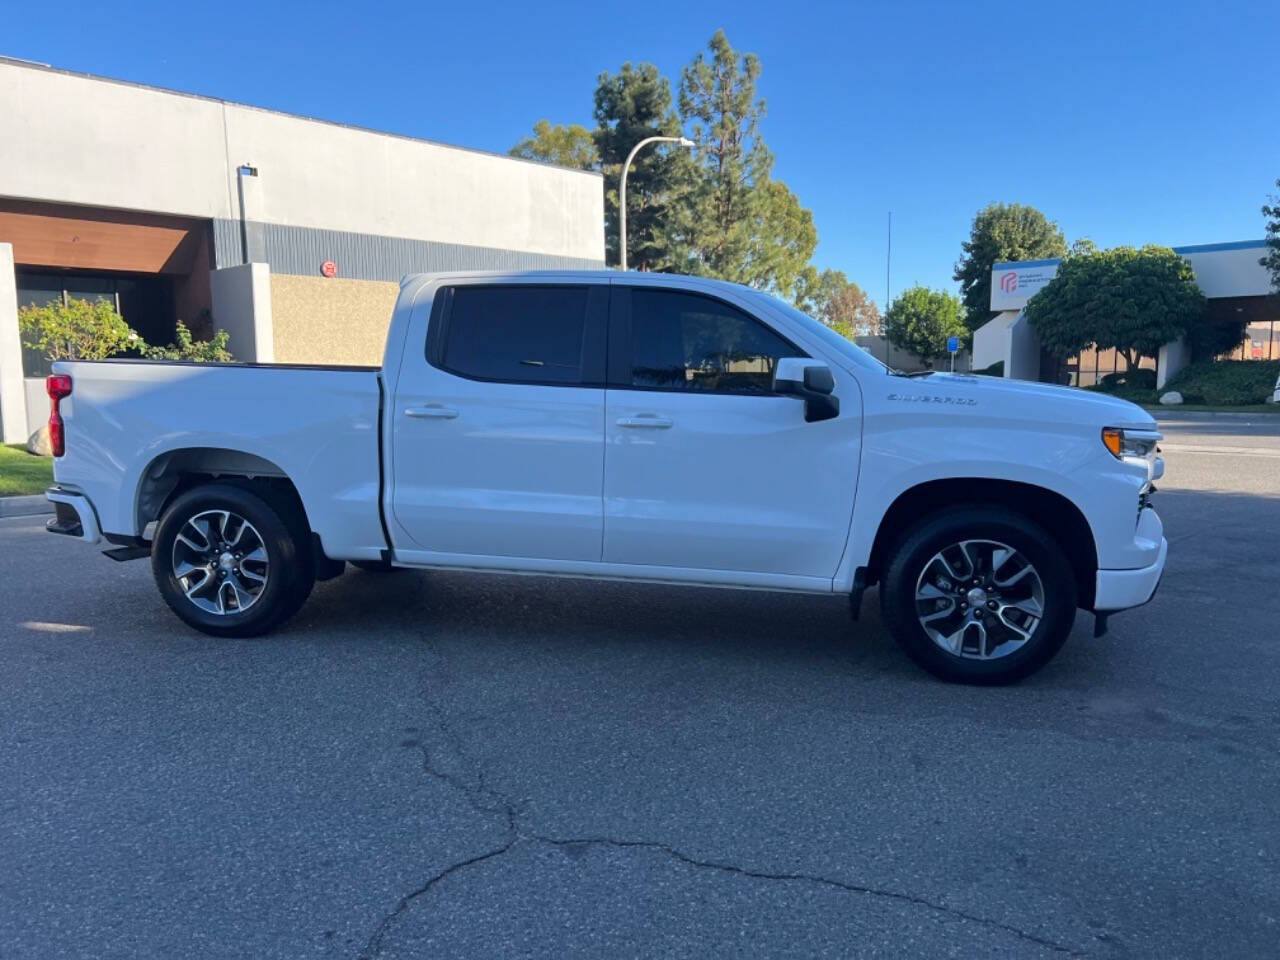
879,507 -> 1077,685
151,483 -> 313,638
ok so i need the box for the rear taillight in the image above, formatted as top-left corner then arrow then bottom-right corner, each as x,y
46,374 -> 72,458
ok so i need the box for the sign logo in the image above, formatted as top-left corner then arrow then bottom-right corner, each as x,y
998,271 -> 1018,293
321,260 -> 338,278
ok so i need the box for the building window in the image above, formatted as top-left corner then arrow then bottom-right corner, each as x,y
15,269 -> 176,377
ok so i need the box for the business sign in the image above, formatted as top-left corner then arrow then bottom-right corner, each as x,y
989,259 -> 1060,311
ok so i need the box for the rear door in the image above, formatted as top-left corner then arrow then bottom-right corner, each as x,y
602,284 -> 861,581
390,281 -> 608,562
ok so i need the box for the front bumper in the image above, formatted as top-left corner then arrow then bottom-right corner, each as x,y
45,487 -> 101,544
1094,535 -> 1167,611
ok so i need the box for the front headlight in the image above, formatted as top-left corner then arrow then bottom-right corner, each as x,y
1101,427 -> 1161,460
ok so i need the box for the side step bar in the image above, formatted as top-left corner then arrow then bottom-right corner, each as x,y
103,544 -> 151,562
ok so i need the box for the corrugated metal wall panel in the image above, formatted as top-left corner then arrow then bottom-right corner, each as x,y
212,218 -> 244,268
211,218 -> 603,278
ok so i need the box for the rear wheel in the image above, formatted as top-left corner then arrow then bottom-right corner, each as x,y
879,506 -> 1077,684
152,484 -> 313,637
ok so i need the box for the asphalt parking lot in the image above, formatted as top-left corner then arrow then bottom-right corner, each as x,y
2,414 -> 1278,959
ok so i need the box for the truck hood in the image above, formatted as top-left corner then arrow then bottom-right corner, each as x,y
894,372 -> 1158,429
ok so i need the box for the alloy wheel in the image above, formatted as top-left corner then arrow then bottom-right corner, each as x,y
914,539 -> 1045,660
171,509 -> 270,615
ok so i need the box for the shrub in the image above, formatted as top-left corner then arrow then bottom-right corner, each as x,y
1098,368 -> 1157,391
1160,360 -> 1280,406
18,298 -> 142,360
974,360 -> 1004,376
1087,367 -> 1158,403
1085,383 -> 1153,403
142,322 -> 233,362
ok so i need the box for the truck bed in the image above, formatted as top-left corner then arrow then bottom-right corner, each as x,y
49,359 -> 389,561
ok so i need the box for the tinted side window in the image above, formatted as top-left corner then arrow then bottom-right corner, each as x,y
628,289 -> 800,394
440,286 -> 590,385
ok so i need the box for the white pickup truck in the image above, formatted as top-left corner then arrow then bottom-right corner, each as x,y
43,271 -> 1166,684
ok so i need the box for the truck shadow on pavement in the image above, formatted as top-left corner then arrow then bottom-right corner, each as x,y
293,564 -> 921,683
277,484 -> 1280,696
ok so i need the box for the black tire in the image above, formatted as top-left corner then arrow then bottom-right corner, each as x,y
879,506 -> 1077,685
151,483 -> 314,638
350,559 -> 401,574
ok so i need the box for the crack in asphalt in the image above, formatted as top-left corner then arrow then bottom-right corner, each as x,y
358,837 -> 518,960
359,664 -> 1082,959
359,828 -> 1082,959
530,835 -> 1084,957
358,657 -> 526,960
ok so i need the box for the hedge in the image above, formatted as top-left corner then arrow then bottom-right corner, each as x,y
1086,360 -> 1279,406
1160,360 -> 1280,406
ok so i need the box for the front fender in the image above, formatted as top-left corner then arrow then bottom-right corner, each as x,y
834,414 -> 1126,591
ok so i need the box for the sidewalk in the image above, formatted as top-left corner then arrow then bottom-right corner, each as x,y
1147,407 -> 1280,422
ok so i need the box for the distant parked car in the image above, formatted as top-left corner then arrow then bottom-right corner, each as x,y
42,271 -> 1165,684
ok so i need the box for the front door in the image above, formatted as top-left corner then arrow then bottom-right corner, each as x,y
602,285 -> 861,581
391,282 -> 608,562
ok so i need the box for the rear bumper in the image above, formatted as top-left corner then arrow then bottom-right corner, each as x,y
1094,536 -> 1167,611
45,488 -> 101,544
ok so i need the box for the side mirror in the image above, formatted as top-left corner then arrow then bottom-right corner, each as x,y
774,358 -> 840,423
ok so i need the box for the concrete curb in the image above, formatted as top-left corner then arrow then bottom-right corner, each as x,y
0,494 -> 52,518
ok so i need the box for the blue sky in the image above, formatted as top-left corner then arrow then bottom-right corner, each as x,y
4,0 -> 1277,308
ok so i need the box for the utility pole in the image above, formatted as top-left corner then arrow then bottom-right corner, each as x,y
885,211 -> 892,312
885,211 -> 892,364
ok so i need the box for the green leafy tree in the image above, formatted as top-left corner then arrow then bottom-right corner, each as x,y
142,321 -> 233,362
675,30 -> 809,292
1025,245 -> 1206,370
1262,178 -> 1280,294
593,63 -> 687,269
509,120 -> 598,170
677,29 -> 767,279
884,286 -> 966,365
797,267 -> 840,317
511,32 -> 820,291
1186,316 -> 1248,362
800,269 -> 881,336
18,297 -> 141,360
954,203 -> 1067,333
1069,237 -> 1098,257
739,178 -> 817,301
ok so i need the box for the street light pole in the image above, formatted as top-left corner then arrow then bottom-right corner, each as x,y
619,135 -> 695,271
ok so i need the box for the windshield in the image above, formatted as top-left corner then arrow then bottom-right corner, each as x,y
752,293 -> 892,374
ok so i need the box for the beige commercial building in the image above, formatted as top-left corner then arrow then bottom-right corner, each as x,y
972,241 -> 1277,387
0,57 -> 604,442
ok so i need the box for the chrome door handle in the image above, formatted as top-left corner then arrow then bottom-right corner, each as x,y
405,405 -> 459,419
616,415 -> 673,429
